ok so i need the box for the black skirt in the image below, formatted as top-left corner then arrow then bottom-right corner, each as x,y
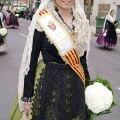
31,62 -> 88,120
105,20 -> 117,46
9,13 -> 19,26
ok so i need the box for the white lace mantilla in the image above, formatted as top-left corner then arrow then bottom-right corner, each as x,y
36,2 -> 91,58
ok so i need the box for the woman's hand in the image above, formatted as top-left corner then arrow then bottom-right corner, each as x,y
103,32 -> 107,36
24,102 -> 31,116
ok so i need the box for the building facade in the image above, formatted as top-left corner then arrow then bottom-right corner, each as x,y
13,0 -> 38,9
92,0 -> 120,18
12,0 -> 84,10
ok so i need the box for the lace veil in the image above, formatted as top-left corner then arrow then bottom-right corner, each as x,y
18,0 -> 90,111
103,9 -> 115,29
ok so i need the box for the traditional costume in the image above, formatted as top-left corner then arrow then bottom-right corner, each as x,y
0,7 -> 4,26
2,4 -> 8,18
96,10 -> 117,49
0,16 -> 8,52
8,0 -> 91,120
4,6 -> 19,28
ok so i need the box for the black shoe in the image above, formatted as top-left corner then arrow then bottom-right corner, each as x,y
107,47 -> 111,50
12,26 -> 15,28
104,46 -> 107,49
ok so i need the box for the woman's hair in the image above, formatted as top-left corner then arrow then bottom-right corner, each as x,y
110,9 -> 115,14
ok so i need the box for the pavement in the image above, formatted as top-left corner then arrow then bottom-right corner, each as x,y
90,25 -> 96,35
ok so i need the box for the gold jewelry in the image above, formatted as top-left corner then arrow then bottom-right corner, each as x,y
68,32 -> 79,43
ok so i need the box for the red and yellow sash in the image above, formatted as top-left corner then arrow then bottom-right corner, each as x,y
37,10 -> 85,86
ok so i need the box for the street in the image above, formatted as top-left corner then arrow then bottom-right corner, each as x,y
0,19 -> 120,120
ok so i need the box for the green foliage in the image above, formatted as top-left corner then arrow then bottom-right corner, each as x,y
84,0 -> 93,5
2,0 -> 11,5
89,114 -> 97,120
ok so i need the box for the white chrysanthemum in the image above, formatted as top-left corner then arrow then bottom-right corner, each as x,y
0,28 -> 7,37
116,28 -> 120,35
85,82 -> 113,114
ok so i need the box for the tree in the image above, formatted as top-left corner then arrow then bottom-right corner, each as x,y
87,0 -> 91,22
84,0 -> 93,23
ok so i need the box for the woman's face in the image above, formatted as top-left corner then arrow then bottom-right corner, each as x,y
110,10 -> 115,16
11,5 -> 14,8
55,0 -> 75,10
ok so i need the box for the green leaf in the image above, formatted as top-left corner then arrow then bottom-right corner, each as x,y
86,79 -> 96,86
89,113 -> 97,120
109,101 -> 116,110
98,110 -> 111,115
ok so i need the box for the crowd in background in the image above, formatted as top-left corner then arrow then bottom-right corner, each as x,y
0,3 -> 36,52
0,3 -> 36,26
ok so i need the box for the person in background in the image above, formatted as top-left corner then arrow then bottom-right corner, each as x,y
96,9 -> 117,50
20,10 -> 25,18
25,8 -> 30,20
18,10 -> 25,23
29,8 -> 35,20
0,9 -> 3,44
2,3 -> 9,22
0,11 -> 8,52
4,5 -> 19,28
0,16 -> 4,46
0,6 -> 4,25
9,0 -> 91,120
2,3 -> 8,17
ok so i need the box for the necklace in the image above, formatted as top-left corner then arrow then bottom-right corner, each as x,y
60,13 -> 73,29
56,7 -> 73,29
55,7 -> 78,42
63,15 -> 73,29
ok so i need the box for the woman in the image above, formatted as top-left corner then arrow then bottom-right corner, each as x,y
4,5 -> 19,28
0,6 -> 4,26
96,9 -> 117,49
9,0 -> 91,120
2,3 -> 8,20
0,15 -> 8,52
0,15 -> 3,45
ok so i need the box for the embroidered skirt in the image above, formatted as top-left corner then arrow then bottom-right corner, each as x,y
96,22 -> 117,48
8,60 -> 88,120
5,13 -> 19,27
31,62 -> 88,120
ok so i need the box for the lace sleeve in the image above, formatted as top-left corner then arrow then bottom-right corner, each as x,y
35,21 -> 43,32
23,29 -> 45,98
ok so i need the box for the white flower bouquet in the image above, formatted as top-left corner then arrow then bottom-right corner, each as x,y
85,78 -> 116,120
115,28 -> 120,39
15,14 -> 19,18
0,27 -> 8,38
116,28 -> 120,35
